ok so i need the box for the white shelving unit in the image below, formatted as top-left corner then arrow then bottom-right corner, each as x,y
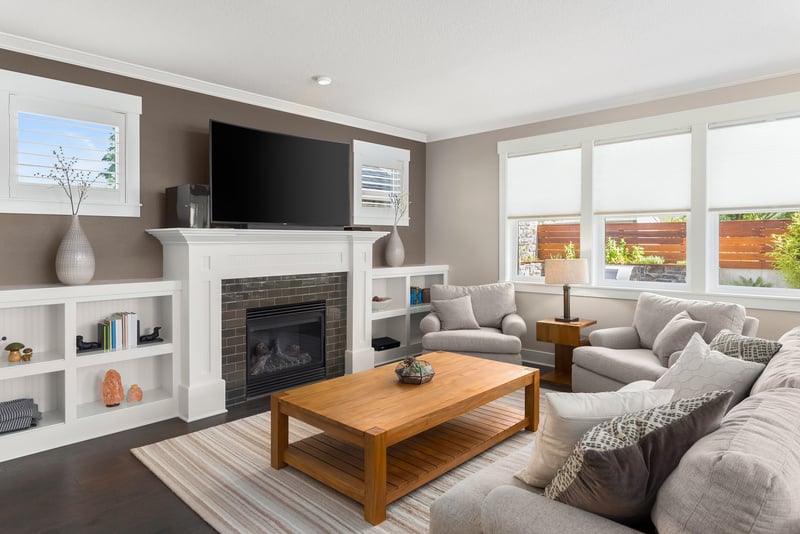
0,280 -> 180,462
370,265 -> 448,365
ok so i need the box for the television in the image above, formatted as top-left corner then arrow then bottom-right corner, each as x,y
209,120 -> 351,228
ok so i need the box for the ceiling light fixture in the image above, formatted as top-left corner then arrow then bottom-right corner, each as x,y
313,75 -> 332,86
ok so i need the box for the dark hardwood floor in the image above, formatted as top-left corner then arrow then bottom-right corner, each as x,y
0,397 -> 270,533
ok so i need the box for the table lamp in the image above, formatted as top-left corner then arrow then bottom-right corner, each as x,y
544,258 -> 589,322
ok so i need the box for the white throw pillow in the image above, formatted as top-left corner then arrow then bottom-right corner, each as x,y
515,389 -> 674,488
654,332 -> 765,407
431,295 -> 480,330
651,310 -> 707,366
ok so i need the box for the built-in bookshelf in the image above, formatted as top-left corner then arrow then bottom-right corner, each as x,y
0,280 -> 180,462
370,265 -> 448,365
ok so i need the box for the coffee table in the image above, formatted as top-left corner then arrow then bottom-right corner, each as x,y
270,351 -> 539,524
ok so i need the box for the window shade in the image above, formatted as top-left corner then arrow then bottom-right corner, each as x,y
594,133 -> 691,214
360,164 -> 400,209
708,116 -> 800,210
506,148 -> 581,217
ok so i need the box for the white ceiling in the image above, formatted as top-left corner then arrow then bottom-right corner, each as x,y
1,0 -> 799,141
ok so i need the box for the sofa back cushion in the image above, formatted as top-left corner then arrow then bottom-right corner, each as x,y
750,326 -> 800,395
633,292 -> 746,349
652,388 -> 800,534
430,282 -> 516,328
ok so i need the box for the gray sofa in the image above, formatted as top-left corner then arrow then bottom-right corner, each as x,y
430,326 -> 800,534
420,282 -> 526,365
572,292 -> 759,392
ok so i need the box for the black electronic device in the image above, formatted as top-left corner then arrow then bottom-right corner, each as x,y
165,184 -> 210,228
209,120 -> 351,228
371,336 -> 401,351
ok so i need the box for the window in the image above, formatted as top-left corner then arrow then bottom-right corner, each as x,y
0,69 -> 141,217
708,116 -> 800,292
352,140 -> 410,226
498,89 -> 800,306
504,147 -> 582,281
594,133 -> 691,287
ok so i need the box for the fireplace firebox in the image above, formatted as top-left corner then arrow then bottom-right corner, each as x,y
246,301 -> 326,397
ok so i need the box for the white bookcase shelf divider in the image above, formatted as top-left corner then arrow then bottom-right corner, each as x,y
0,279 -> 181,463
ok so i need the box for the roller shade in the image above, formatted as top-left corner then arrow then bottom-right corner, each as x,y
506,147 -> 581,218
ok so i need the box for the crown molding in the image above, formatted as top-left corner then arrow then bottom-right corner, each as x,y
0,32 -> 428,143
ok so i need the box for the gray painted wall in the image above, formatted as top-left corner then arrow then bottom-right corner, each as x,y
426,74 -> 800,345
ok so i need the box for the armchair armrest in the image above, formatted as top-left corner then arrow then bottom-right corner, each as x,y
588,326 -> 641,349
419,312 -> 441,334
501,313 -> 527,337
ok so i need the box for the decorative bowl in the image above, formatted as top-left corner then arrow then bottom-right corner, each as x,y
395,356 -> 435,384
372,297 -> 392,312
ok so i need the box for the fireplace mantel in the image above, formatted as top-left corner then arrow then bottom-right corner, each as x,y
147,228 -> 387,421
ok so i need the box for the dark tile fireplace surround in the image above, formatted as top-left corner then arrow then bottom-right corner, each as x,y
221,273 -> 347,406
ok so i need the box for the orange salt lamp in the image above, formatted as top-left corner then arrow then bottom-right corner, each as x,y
102,369 -> 124,407
127,384 -> 143,403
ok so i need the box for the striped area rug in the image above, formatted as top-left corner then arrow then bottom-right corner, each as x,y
132,391 -> 537,533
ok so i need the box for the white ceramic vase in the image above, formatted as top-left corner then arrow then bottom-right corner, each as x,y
56,215 -> 95,285
385,226 -> 405,267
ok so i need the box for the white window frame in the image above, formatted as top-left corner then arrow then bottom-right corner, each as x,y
498,91 -> 800,312
0,69 -> 141,217
352,140 -> 410,226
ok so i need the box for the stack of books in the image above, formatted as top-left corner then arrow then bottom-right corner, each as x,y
97,312 -> 139,351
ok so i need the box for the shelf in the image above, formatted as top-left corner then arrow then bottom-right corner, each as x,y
410,303 -> 432,314
0,351 -> 65,379
75,342 -> 173,367
76,387 -> 171,419
372,308 -> 407,320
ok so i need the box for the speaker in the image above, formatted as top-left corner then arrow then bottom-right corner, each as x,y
165,184 -> 210,228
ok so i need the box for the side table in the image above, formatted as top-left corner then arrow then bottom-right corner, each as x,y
535,318 -> 596,389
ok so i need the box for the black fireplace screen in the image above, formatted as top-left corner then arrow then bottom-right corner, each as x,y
246,300 -> 326,397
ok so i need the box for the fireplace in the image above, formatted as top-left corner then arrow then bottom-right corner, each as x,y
246,301 -> 326,397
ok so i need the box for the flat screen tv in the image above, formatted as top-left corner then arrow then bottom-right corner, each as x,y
209,120 -> 351,228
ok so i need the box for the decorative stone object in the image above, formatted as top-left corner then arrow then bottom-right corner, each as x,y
102,369 -> 124,407
56,215 -> 95,285
395,356 -> 435,384
127,384 -> 143,403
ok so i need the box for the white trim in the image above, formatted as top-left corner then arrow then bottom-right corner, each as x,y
0,32 -> 427,143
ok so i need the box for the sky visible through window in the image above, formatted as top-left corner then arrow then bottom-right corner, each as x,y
16,112 -> 118,189
361,164 -> 400,208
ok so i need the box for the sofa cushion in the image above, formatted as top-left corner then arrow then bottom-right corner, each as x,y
709,329 -> 782,365
750,326 -> 800,395
654,333 -> 764,407
431,295 -> 480,330
422,327 -> 521,354
652,311 -> 707,365
572,347 -> 668,384
430,283 -> 516,328
516,389 -> 674,488
545,390 -> 733,527
633,292 -> 746,349
653,388 -> 800,534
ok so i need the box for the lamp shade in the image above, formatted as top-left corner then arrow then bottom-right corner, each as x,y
544,258 -> 589,285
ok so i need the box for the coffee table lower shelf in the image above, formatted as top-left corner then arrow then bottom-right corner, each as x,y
283,402 -> 527,509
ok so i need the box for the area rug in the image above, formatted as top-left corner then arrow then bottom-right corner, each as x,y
132,391 -> 538,533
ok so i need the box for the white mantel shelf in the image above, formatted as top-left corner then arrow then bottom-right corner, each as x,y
147,228 -> 387,422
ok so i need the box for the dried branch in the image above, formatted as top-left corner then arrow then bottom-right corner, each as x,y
388,191 -> 410,227
34,146 -> 101,215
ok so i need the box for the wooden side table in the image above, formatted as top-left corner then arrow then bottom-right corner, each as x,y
535,318 -> 597,389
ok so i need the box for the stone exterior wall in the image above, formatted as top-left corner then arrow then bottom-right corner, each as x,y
630,265 -> 687,283
220,273 -> 347,406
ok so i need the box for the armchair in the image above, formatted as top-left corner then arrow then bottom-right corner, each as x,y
420,282 -> 526,365
572,292 -> 759,392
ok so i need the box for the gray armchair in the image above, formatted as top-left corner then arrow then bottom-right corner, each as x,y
572,292 -> 759,392
420,282 -> 526,365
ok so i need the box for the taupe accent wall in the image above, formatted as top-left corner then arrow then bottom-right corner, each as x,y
0,49 -> 426,285
426,74 -> 800,347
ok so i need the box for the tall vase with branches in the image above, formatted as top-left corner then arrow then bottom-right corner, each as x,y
385,192 -> 409,267
35,147 -> 99,285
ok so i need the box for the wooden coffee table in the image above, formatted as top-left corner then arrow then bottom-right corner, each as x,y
270,351 -> 538,525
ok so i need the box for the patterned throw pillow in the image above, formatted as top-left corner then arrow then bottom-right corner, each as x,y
710,329 -> 782,364
544,389 -> 733,527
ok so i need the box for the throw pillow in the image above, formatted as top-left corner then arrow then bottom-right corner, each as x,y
709,329 -> 782,365
514,389 -> 674,488
544,389 -> 733,527
431,295 -> 480,330
651,310 -> 707,365
654,333 -> 765,407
